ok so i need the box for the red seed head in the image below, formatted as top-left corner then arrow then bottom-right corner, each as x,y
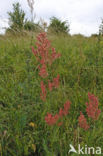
86,93 -> 101,120
78,112 -> 90,130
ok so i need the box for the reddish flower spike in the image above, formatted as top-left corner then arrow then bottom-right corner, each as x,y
86,93 -> 101,120
39,64 -> 48,78
51,48 -> 61,62
45,113 -> 59,126
63,101 -> 71,115
48,80 -> 53,91
59,108 -> 64,117
78,112 -> 90,130
53,74 -> 60,88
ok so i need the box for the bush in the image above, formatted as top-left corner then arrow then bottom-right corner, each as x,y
48,17 -> 70,34
8,2 -> 25,31
24,21 -> 42,32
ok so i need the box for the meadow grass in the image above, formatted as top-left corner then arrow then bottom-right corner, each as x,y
0,32 -> 103,155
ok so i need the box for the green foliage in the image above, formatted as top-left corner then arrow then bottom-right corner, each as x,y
48,17 -> 70,34
0,33 -> 103,155
99,19 -> 103,35
8,2 -> 25,31
24,21 -> 42,32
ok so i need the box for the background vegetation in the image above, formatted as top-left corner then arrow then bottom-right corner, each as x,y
48,17 -> 69,34
0,31 -> 103,155
6,2 -> 70,35
0,1 -> 103,156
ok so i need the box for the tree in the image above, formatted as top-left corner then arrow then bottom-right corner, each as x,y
99,19 -> 103,35
48,17 -> 70,34
8,2 -> 25,30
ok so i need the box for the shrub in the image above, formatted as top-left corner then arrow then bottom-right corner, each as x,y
8,2 -> 26,31
48,17 -> 70,34
24,21 -> 42,32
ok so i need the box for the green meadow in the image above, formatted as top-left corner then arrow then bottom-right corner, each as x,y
0,32 -> 103,155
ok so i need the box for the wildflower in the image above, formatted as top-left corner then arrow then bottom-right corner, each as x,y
36,32 -> 51,65
45,113 -> 59,126
59,108 -> 64,117
51,48 -> 61,62
45,113 -> 52,125
78,112 -> 90,130
48,75 -> 60,91
86,93 -> 101,120
53,74 -> 60,88
40,81 -> 46,101
29,122 -> 36,128
48,80 -> 53,91
40,57 -> 45,65
37,32 -> 50,50
32,144 -> 36,152
45,100 -> 71,126
63,101 -> 71,115
53,113 -> 59,123
32,33 -> 61,66
39,64 -> 48,78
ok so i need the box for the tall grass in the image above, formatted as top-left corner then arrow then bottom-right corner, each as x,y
0,32 -> 103,155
